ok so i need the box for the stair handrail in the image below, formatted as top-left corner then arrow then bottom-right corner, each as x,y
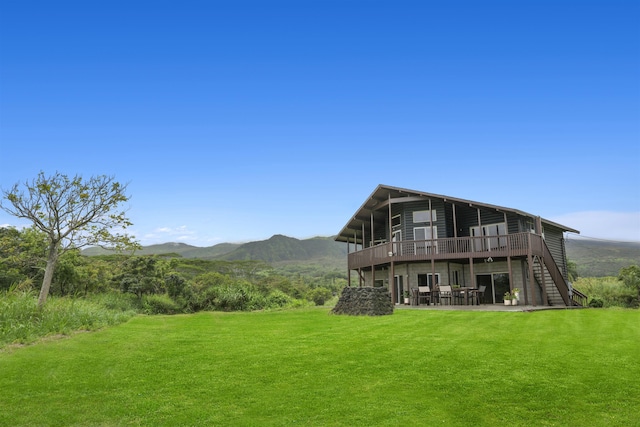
570,287 -> 588,307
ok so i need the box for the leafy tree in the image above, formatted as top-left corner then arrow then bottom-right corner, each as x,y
619,265 -> 640,303
0,172 -> 138,306
0,226 -> 48,291
116,256 -> 166,299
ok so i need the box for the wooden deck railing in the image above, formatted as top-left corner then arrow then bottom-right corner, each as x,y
571,288 -> 588,307
348,232 -> 536,270
347,232 -> 584,308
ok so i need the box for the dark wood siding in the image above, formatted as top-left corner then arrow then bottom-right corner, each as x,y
454,204 -> 477,237
403,200 -> 445,240
543,225 -> 567,278
444,203 -> 455,237
506,215 -> 521,234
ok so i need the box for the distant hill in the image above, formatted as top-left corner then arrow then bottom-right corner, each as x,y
82,235 -> 347,264
81,242 -> 242,258
565,238 -> 640,277
219,235 -> 346,263
83,235 -> 638,278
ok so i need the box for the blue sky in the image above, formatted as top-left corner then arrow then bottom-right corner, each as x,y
1,0 -> 639,245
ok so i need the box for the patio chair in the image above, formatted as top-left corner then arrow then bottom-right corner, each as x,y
417,286 -> 431,305
470,285 -> 486,305
438,285 -> 453,305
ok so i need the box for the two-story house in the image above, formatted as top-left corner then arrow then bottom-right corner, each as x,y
335,185 -> 586,307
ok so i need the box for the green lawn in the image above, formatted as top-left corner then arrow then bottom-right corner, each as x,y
1,308 -> 639,426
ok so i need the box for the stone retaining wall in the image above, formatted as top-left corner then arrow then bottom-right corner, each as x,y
331,287 -> 394,316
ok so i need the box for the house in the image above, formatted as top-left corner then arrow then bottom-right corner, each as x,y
335,185 -> 586,307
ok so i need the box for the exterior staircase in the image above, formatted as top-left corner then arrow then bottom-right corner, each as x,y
531,241 -> 588,307
533,258 -> 566,306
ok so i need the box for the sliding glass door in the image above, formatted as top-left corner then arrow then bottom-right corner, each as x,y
476,273 -> 510,303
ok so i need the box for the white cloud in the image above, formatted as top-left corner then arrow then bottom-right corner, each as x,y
549,211 -> 640,242
138,225 -> 201,245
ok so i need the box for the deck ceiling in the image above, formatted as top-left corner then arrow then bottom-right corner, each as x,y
335,184 -> 579,243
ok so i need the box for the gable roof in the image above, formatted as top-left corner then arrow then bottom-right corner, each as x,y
335,184 -> 579,243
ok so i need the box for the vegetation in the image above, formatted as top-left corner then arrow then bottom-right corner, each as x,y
573,274 -> 639,308
0,172 -> 138,306
619,265 -> 640,301
1,309 -> 639,426
0,227 -> 346,346
0,290 -> 136,347
565,238 -> 640,277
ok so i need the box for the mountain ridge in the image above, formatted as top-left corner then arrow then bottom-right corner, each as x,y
82,235 -> 639,277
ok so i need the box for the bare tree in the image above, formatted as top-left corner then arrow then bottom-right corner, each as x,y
1,171 -> 139,306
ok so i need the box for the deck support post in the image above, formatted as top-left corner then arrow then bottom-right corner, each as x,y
390,261 -> 395,304
527,235 -> 536,306
507,254 -> 514,297
347,238 -> 351,287
452,203 -> 458,239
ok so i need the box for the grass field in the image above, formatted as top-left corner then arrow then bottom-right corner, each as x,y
1,308 -> 639,426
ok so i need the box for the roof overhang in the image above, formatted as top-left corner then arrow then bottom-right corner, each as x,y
335,184 -> 580,243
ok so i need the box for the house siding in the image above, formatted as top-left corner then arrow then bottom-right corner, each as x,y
543,225 -> 568,279
404,200 -> 445,240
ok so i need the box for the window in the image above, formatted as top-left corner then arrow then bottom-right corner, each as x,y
414,226 -> 438,254
413,210 -> 436,223
392,214 -> 401,228
418,273 -> 440,287
471,222 -> 506,251
392,230 -> 402,254
450,270 -> 460,286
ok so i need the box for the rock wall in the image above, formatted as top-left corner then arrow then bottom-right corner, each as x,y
331,287 -> 394,316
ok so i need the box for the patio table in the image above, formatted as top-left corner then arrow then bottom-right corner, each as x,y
452,287 -> 476,305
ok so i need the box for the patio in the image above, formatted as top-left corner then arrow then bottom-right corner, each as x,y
395,303 -> 577,312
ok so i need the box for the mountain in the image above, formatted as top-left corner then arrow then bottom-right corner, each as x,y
219,235 -> 346,263
82,235 -> 638,278
81,242 -> 241,257
565,238 -> 640,277
82,235 -> 347,263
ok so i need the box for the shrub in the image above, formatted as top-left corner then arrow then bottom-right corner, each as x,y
216,285 -> 252,311
142,294 -> 182,315
307,287 -> 333,306
573,276 -> 637,308
265,289 -> 294,308
588,298 -> 604,308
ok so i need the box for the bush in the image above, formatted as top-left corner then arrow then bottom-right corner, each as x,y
588,298 -> 604,308
265,289 -> 294,308
307,287 -> 333,306
142,294 -> 182,315
573,276 -> 637,308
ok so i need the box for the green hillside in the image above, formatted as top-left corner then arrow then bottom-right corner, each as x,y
565,238 -> 640,277
82,242 -> 241,258
82,235 -> 638,278
219,235 -> 346,262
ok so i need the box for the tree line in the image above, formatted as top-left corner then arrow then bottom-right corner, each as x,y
0,172 -> 343,312
0,226 -> 344,312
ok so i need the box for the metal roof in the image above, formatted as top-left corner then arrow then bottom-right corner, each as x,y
335,184 -> 580,242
